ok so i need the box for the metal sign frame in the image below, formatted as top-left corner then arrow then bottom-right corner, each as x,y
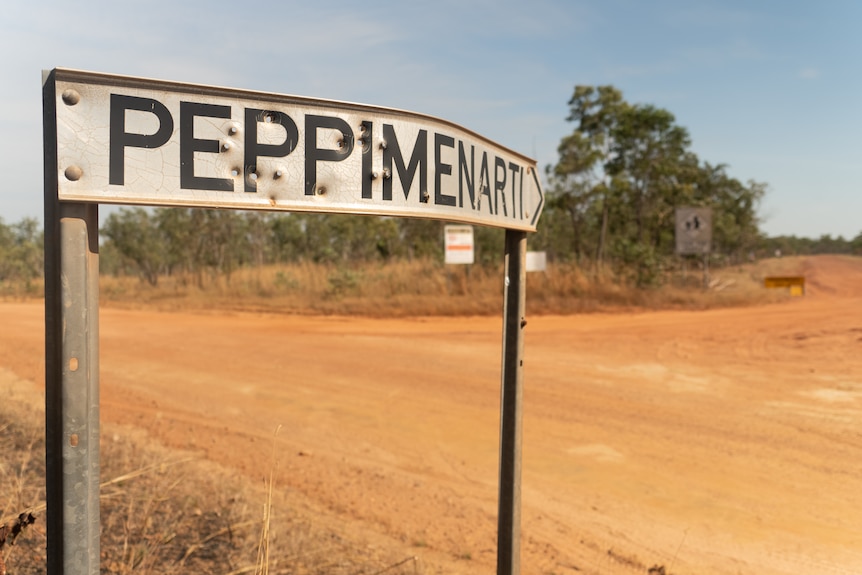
43,68 -> 539,575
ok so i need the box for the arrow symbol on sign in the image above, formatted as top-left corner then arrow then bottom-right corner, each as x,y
529,167 -> 544,227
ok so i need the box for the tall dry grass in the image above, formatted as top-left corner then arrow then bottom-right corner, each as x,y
98,258 -> 790,317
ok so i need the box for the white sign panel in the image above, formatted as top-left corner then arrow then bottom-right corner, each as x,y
444,225 -> 475,264
48,69 -> 544,231
525,251 -> 547,272
675,207 -> 713,255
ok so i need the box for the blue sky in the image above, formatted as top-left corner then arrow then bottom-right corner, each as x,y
2,0 -> 859,239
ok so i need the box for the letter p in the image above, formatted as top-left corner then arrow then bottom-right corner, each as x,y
109,94 -> 174,186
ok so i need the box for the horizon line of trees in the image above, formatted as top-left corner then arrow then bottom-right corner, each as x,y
2,85 -> 861,290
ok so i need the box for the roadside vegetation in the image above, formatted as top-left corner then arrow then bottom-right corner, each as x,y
1,209 -> 858,314
92,257 -> 797,316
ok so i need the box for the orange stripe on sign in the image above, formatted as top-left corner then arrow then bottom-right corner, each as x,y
447,245 -> 473,250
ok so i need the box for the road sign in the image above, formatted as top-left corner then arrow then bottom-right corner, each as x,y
444,225 -> 475,264
764,276 -> 805,296
525,251 -> 546,272
44,68 -> 535,575
50,68 -> 544,231
675,207 -> 713,255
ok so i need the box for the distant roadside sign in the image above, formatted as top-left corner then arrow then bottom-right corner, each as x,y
764,276 -> 805,296
675,207 -> 713,255
50,68 -> 544,231
525,251 -> 547,272
444,225 -> 475,264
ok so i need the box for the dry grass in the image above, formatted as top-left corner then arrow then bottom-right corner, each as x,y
254,426 -> 280,575
0,371 -> 423,575
3,257 -> 797,316
95,258 -> 793,317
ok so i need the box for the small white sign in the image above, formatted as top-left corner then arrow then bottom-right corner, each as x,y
444,225 -> 475,264
525,251 -> 547,272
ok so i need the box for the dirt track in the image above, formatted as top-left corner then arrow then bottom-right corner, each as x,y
2,255 -> 861,574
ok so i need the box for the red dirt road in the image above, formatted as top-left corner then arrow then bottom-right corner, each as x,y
2,255 -> 861,574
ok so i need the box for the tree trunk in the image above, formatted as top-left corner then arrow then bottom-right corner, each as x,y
567,207 -> 582,263
595,194 -> 609,271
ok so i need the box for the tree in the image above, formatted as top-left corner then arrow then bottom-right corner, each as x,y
194,210 -> 250,282
153,208 -> 198,277
102,208 -> 165,286
607,104 -> 692,250
694,164 -> 766,262
549,86 -> 626,266
545,84 -> 766,285
0,217 -> 43,289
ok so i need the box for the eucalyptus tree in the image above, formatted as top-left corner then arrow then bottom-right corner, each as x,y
549,85 -> 694,272
548,85 -> 626,265
102,208 -> 166,286
0,217 -> 43,286
693,163 -> 766,262
606,104 -> 693,250
547,84 -> 766,284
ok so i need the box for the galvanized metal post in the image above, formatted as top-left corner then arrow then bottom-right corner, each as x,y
44,70 -> 101,575
497,229 -> 527,575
